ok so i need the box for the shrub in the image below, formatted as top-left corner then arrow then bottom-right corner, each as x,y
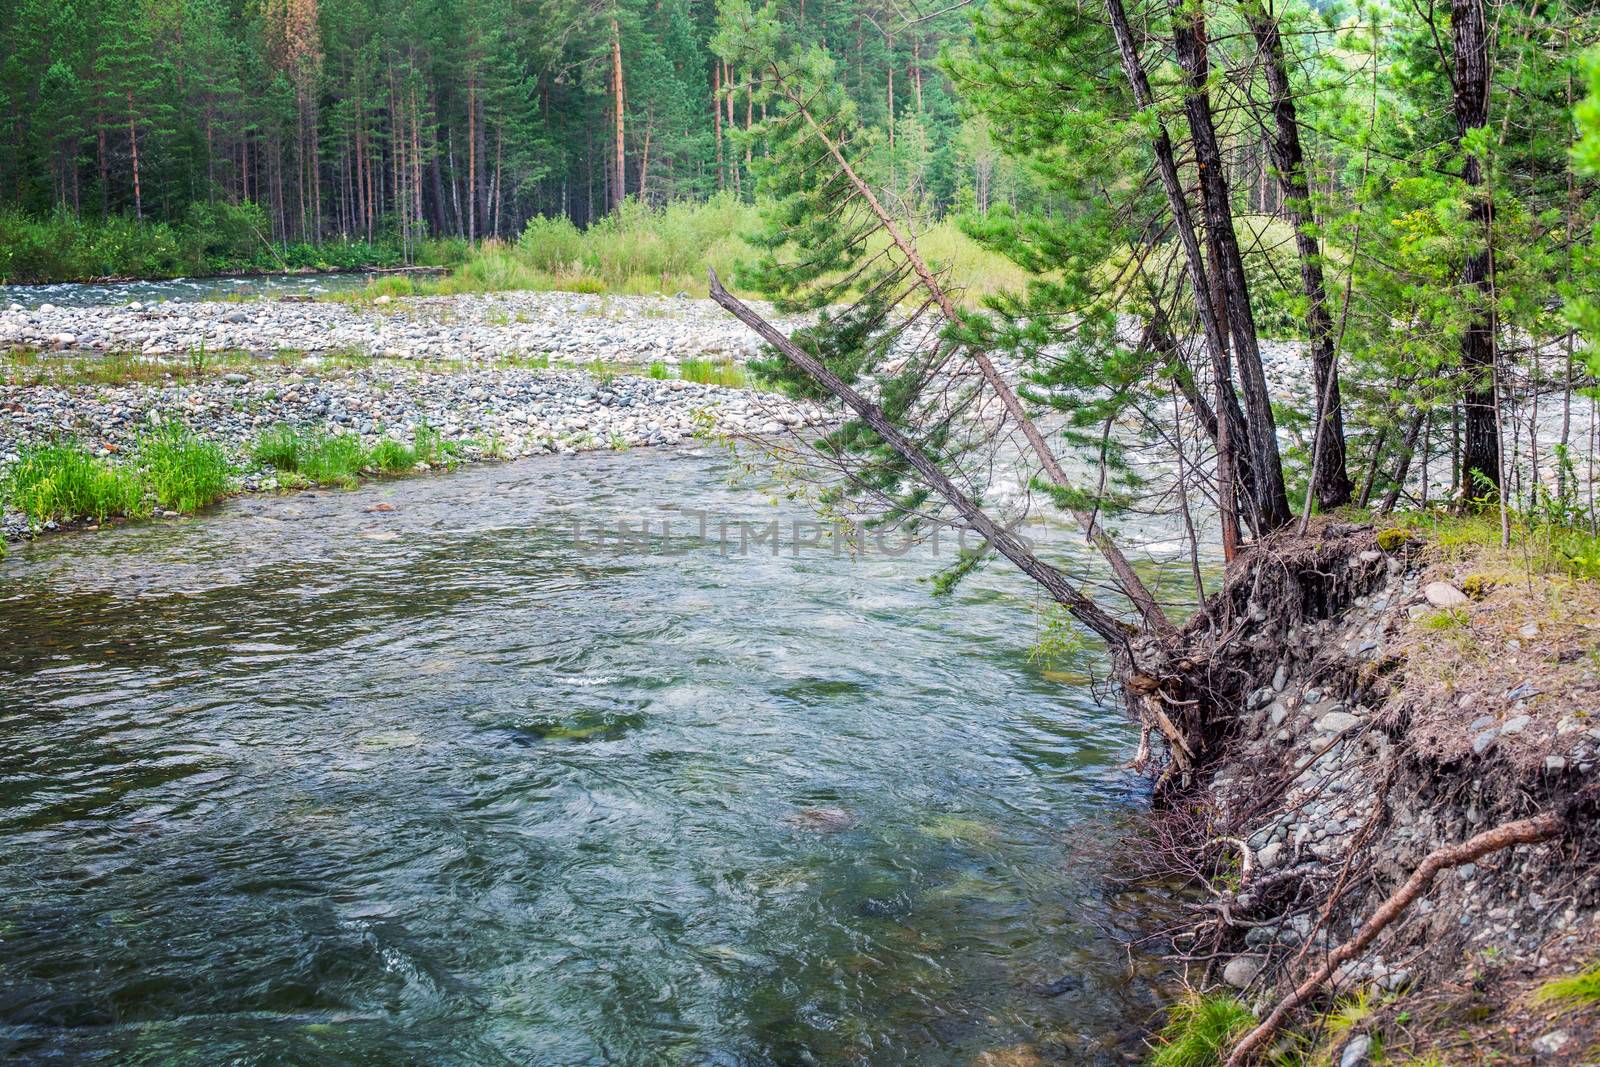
4,442 -> 148,523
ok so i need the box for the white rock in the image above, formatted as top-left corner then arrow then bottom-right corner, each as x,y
1424,582 -> 1469,608
1223,954 -> 1264,989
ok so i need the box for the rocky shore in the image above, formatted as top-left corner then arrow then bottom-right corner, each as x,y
0,291 -> 831,542
0,289 -> 801,365
1160,523 -> 1600,1063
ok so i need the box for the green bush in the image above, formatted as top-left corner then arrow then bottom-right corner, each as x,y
4,442 -> 148,523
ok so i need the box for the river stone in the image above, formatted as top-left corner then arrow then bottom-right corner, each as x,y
1316,710 -> 1362,733
785,807 -> 854,833
1532,1031 -> 1571,1056
1424,581 -> 1469,608
1257,841 -> 1284,870
1340,1034 -> 1373,1067
1499,714 -> 1530,737
1223,954 -> 1264,989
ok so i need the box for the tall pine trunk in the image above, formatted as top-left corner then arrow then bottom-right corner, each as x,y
127,93 -> 143,220
1452,0 -> 1500,498
611,17 -> 625,212
1245,0 -> 1351,509
1168,0 -> 1291,528
1103,0 -> 1245,553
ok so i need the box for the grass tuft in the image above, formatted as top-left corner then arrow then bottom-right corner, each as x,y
138,425 -> 232,512
679,357 -> 747,388
250,422 -> 456,487
1148,993 -> 1256,1067
4,442 -> 148,523
1532,961 -> 1600,1011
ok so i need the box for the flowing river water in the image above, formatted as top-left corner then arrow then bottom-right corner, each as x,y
0,445 -> 1181,1065
3,271 -> 1185,1063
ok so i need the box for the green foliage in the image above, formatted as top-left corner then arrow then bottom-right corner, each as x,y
0,207 -> 406,284
679,357 -> 747,388
1148,992 -> 1256,1067
250,423 -> 454,487
3,442 -> 148,524
136,425 -> 232,512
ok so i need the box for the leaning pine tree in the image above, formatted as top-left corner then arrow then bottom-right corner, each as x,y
703,1 -> 1301,776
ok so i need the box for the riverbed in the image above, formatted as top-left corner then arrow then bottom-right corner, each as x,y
0,447 -> 1175,1065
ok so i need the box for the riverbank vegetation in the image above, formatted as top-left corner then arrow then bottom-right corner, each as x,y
250,422 -> 458,487
0,205 -> 465,284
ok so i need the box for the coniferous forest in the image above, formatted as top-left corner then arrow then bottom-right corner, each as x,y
0,0 -> 973,249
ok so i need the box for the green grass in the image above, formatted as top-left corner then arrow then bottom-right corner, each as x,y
679,357 -> 748,388
1532,961 -> 1600,1010
647,361 -> 671,380
250,423 -> 456,487
137,426 -> 233,512
1148,993 -> 1256,1067
330,194 -> 1029,306
4,442 -> 148,523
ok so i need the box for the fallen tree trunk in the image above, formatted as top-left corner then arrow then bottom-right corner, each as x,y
708,268 -> 1134,652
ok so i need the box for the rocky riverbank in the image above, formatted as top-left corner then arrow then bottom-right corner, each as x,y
0,289 -> 804,365
1152,521 -> 1600,1064
0,291 -> 832,542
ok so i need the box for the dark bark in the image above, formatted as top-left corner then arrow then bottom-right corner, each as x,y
1168,0 -> 1292,528
1103,0 -> 1245,554
1244,0 -> 1351,509
1144,315 -> 1261,536
1452,0 -> 1500,497
1379,410 -> 1427,513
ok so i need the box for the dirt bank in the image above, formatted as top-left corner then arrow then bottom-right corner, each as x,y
1145,519 -> 1600,1064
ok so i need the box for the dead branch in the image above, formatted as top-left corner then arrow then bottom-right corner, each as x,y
1222,810 -> 1563,1066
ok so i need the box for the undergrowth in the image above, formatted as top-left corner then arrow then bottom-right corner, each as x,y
4,442 -> 148,523
250,423 -> 456,487
137,426 -> 232,512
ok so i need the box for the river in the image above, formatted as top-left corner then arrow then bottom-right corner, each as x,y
0,271 -> 388,309
0,444 -> 1179,1065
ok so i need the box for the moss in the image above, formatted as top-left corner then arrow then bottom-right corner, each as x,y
1460,573 -> 1496,599
1377,527 -> 1410,552
1532,960 -> 1600,1010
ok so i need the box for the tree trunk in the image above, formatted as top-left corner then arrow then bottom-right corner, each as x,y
710,271 -> 1134,650
1245,0 -> 1351,509
1168,0 -> 1291,528
1103,0 -> 1246,551
467,72 -> 477,242
611,16 -> 625,211
127,93 -> 143,220
1453,0 -> 1499,498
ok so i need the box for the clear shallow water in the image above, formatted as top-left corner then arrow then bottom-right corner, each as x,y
0,272 -> 395,309
0,448 -> 1169,1065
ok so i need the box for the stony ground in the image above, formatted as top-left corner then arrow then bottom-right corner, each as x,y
1190,524 -> 1600,1064
0,289 -> 804,364
0,291 -> 835,541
